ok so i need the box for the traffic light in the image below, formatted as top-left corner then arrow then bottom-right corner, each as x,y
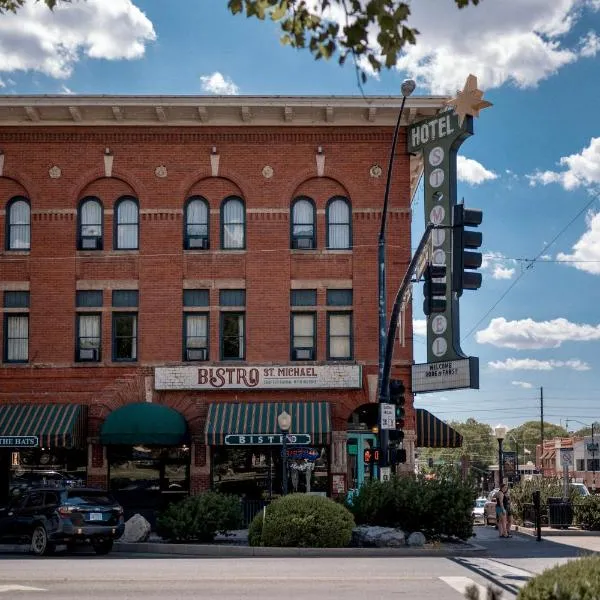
453,204 -> 483,295
423,263 -> 447,316
363,447 -> 380,464
388,379 -> 405,445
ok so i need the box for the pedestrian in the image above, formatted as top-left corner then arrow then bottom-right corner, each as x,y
496,484 -> 508,538
504,486 -> 513,537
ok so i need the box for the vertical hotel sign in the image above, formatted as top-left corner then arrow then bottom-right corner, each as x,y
408,110 -> 473,364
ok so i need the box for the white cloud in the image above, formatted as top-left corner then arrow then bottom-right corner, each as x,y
457,156 -> 498,185
0,78 -> 5,88
476,317 -> 600,349
527,137 -> 600,190
200,72 -> 240,95
59,84 -> 74,95
580,31 -> 600,57
511,380 -> 534,388
481,252 -> 516,280
0,0 -> 155,79
556,211 -> 600,274
413,319 -> 427,336
490,358 -> 591,371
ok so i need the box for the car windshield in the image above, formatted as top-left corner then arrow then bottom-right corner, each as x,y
66,491 -> 116,506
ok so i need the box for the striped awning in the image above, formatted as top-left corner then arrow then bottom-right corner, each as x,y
205,402 -> 331,445
0,404 -> 87,448
416,408 -> 463,448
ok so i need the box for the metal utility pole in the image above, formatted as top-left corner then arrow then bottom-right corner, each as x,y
540,386 -> 544,447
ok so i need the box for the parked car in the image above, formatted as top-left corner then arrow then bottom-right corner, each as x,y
472,497 -> 487,524
0,487 -> 125,556
10,470 -> 85,494
570,483 -> 590,497
484,488 -> 499,525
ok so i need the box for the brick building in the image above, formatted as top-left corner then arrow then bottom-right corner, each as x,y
0,95 -> 457,517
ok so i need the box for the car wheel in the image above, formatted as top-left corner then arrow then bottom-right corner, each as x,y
30,525 -> 49,556
92,540 -> 113,555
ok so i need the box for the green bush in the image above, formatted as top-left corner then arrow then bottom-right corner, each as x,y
249,494 -> 355,548
156,491 -> 242,542
517,555 -> 600,600
574,495 -> 600,530
350,466 -> 475,541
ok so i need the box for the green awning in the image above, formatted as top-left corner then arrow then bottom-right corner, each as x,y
416,408 -> 463,448
100,402 -> 188,445
205,402 -> 331,445
0,404 -> 87,448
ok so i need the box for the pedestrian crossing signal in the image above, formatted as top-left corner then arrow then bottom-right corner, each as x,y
364,448 -> 380,464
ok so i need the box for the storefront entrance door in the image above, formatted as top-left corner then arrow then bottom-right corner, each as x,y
346,432 -> 379,494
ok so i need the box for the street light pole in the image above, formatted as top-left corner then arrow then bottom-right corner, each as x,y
378,79 -> 415,467
278,411 -> 292,495
495,425 -> 507,486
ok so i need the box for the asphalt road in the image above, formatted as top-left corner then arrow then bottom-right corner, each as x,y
0,527 -> 593,600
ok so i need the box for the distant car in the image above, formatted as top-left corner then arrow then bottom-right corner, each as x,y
472,497 -> 487,524
484,488 -> 499,525
570,483 -> 590,497
0,487 -> 124,556
10,470 -> 84,494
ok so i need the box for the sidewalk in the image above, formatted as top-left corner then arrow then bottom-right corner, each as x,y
516,525 -> 600,553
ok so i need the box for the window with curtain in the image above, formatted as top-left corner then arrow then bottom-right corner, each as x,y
184,314 -> 208,361
185,197 -> 209,249
221,197 -> 245,249
326,197 -> 351,249
78,197 -> 103,250
291,313 -> 316,360
4,314 -> 28,362
6,198 -> 30,251
291,198 -> 315,249
221,312 -> 244,359
115,197 -> 139,250
327,312 -> 352,359
112,313 -> 137,361
76,314 -> 101,361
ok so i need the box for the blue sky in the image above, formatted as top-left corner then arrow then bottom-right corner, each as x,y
1,0 -> 600,432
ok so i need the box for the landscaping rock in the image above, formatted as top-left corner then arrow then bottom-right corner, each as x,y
352,525 -> 406,547
120,514 -> 151,543
407,531 -> 426,547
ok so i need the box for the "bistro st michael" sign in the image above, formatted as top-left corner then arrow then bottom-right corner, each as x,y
154,365 -> 361,391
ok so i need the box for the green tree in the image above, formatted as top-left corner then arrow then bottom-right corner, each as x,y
503,420 -> 569,465
0,0 -> 68,13
419,418 -> 495,474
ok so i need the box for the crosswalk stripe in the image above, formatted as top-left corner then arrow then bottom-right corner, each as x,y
0,585 -> 47,593
440,576 -> 489,597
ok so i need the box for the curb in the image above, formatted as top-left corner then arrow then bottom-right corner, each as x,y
515,526 -> 600,538
112,541 -> 485,558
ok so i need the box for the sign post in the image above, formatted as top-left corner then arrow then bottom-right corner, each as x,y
379,403 -> 395,430
560,448 -> 573,498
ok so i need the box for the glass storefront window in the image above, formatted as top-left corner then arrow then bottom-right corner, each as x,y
212,446 -> 329,498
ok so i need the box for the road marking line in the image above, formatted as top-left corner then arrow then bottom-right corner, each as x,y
440,576 -> 489,597
0,585 -> 47,593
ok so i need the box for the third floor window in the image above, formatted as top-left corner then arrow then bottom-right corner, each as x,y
114,197 -> 139,250
291,197 -> 316,249
185,196 -> 209,250
6,197 -> 30,251
78,197 -> 103,250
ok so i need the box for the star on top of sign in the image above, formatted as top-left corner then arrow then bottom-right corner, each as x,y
445,74 -> 492,126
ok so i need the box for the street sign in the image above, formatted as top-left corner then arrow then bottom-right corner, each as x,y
379,467 -> 391,482
0,436 -> 38,448
411,357 -> 479,392
380,403 -> 395,430
560,448 -> 574,466
224,434 -> 311,445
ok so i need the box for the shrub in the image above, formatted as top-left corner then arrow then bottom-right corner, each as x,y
516,555 -> 600,600
156,491 -> 242,542
574,495 -> 600,530
350,466 -> 475,541
249,493 -> 355,548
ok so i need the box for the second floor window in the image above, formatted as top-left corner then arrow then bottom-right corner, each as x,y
115,197 -> 139,250
221,197 -> 245,249
291,197 -> 315,249
78,197 -> 103,250
327,312 -> 352,360
184,314 -> 209,361
113,313 -> 137,361
185,197 -> 209,249
326,197 -> 351,249
4,314 -> 28,363
221,313 -> 244,360
76,314 -> 101,362
6,197 -> 30,251
291,313 -> 316,360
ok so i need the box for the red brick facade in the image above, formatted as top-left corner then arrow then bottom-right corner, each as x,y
0,96 -> 442,497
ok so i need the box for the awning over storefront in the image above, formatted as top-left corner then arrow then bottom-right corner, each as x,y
205,402 -> 331,445
100,402 -> 188,445
0,404 -> 87,448
416,408 -> 463,448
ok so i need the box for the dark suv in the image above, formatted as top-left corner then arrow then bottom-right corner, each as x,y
0,487 -> 125,556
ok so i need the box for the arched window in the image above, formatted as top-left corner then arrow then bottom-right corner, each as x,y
184,196 -> 209,249
78,197 -> 103,250
114,196 -> 139,250
6,197 -> 30,251
326,197 -> 351,249
291,197 -> 316,249
221,197 -> 245,249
